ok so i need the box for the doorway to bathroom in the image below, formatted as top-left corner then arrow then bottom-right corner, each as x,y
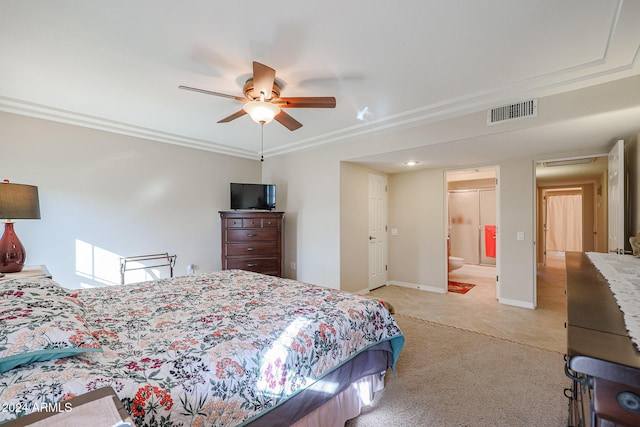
446,167 -> 499,299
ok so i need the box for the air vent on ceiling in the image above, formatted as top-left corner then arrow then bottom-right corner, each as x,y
487,99 -> 537,125
542,158 -> 596,168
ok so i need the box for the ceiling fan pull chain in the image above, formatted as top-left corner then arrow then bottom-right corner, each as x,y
261,122 -> 264,162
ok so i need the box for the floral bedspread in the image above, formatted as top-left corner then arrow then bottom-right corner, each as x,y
0,270 -> 403,426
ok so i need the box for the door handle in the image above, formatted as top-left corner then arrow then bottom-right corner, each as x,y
369,236 -> 376,240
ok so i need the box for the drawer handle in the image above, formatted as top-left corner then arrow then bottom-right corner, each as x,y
247,233 -> 257,237
247,247 -> 256,251
247,263 -> 258,267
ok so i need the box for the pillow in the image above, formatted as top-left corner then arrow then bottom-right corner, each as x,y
1,276 -> 73,297
0,278 -> 102,373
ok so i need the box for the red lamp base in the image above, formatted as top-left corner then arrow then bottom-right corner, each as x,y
0,222 -> 26,273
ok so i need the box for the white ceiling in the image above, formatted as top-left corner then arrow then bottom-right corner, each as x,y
1,1 -> 640,180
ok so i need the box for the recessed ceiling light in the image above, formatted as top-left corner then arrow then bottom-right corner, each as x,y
404,160 -> 419,166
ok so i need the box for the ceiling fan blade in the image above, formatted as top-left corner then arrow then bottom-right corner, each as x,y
277,97 -> 336,108
218,109 -> 247,123
275,110 -> 303,131
179,85 -> 246,102
252,62 -> 276,100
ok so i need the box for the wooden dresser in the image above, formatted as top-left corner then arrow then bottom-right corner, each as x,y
219,211 -> 284,277
565,252 -> 640,427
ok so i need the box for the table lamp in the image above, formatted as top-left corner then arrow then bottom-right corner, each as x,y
0,181 -> 41,273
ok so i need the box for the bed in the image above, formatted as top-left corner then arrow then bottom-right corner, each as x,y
0,269 -> 404,426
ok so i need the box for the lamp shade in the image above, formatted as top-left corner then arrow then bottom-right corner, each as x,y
0,182 -> 40,273
0,182 -> 40,220
243,100 -> 281,124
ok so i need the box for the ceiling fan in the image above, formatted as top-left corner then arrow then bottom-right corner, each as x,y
179,61 -> 336,131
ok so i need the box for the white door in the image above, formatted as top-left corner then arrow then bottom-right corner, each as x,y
608,140 -> 625,254
368,174 -> 388,290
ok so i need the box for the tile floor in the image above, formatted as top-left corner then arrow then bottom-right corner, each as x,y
370,252 -> 568,353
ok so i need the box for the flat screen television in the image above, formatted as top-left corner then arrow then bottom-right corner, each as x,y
230,183 -> 276,210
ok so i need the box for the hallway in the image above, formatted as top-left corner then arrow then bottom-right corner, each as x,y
369,253 -> 568,353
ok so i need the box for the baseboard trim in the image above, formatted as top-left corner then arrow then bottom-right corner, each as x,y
352,287 -> 371,295
498,297 -> 535,309
388,280 -> 447,294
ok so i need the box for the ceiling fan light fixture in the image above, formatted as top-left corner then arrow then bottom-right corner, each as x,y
180,61 -> 334,130
243,101 -> 281,124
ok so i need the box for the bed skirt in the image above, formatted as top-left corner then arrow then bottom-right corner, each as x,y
246,341 -> 393,426
291,372 -> 385,427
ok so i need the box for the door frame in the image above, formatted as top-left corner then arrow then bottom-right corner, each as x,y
444,165 -> 500,299
543,187 -> 584,254
608,139 -> 625,254
533,153 -> 609,306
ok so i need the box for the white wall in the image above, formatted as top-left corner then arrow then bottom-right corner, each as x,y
262,76 -> 640,307
264,134 -> 541,306
339,162 -> 374,293
386,162 -> 537,307
3,75 -> 638,306
1,112 -> 261,288
497,160 -> 536,306
263,123 -> 536,301
387,168 -> 447,293
262,147 -> 342,286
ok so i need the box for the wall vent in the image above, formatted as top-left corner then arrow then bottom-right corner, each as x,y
487,99 -> 537,125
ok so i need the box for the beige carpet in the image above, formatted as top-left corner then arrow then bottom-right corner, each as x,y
346,314 -> 569,426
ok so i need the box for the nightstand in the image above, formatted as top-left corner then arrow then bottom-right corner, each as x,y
0,265 -> 51,280
2,387 -> 135,427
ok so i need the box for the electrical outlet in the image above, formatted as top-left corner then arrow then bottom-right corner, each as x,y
290,262 -> 296,271
187,264 -> 194,275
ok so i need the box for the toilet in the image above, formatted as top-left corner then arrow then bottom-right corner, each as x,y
449,256 -> 464,271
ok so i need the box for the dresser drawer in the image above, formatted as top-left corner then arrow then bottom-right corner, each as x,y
226,257 -> 280,274
243,218 -> 262,228
225,242 -> 278,256
226,218 -> 243,228
227,228 -> 278,242
263,218 -> 279,227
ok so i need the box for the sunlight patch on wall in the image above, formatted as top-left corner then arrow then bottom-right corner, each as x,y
75,239 -> 121,287
75,239 -> 164,287
121,263 -> 165,284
